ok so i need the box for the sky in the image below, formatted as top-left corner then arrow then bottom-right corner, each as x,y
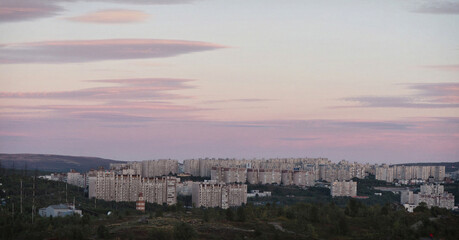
0,0 -> 458,163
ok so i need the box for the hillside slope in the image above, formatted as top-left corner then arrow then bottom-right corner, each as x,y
0,153 -> 125,172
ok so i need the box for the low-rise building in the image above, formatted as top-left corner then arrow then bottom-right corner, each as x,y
38,204 -> 82,217
247,190 -> 271,198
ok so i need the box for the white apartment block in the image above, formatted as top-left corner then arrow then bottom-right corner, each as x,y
376,165 -> 446,182
89,171 -> 177,205
401,183 -> 454,210
185,158 -> 366,185
211,167 -> 247,183
293,170 -> 315,187
67,169 -> 85,188
192,181 -> 247,209
330,180 -> 357,197
110,159 -> 178,177
247,169 -> 282,185
281,170 -> 293,185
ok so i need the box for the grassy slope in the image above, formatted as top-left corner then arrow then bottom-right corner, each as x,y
0,153 -> 125,172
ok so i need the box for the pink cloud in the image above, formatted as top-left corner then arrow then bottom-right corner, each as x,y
0,0 -> 198,22
67,9 -> 149,24
0,77 -> 207,123
421,64 -> 459,71
0,39 -> 227,64
0,1 -> 62,22
342,82 -> 459,109
0,78 -> 194,99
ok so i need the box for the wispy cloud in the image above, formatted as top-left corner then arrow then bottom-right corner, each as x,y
279,137 -> 319,141
203,98 -> 275,104
67,9 -> 149,24
0,78 -> 204,122
0,0 -> 62,22
0,39 -> 226,64
343,83 -> 459,109
0,0 -> 199,22
331,121 -> 413,130
421,64 -> 459,71
0,78 -> 194,99
412,0 -> 459,14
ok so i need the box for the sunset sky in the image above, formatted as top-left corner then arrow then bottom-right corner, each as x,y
0,0 -> 458,163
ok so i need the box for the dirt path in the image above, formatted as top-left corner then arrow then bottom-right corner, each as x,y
268,222 -> 294,234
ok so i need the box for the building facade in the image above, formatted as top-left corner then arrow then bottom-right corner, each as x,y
401,183 -> 455,210
192,181 -> 247,209
89,171 -> 177,205
330,180 -> 357,197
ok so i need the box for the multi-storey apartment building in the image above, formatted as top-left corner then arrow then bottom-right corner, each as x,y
376,165 -> 446,182
401,183 -> 454,210
330,180 -> 357,197
110,159 -> 178,177
186,158 -> 366,185
211,167 -> 247,183
247,169 -> 282,185
67,169 -> 85,188
281,170 -> 293,185
192,181 -> 247,209
89,171 -> 177,205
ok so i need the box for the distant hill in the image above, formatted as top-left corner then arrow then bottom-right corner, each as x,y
394,162 -> 459,173
0,153 -> 126,173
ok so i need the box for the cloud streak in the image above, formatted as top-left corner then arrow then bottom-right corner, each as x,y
412,0 -> 459,14
0,78 -> 204,122
0,78 -> 194,99
343,83 -> 459,109
0,0 -> 199,22
0,39 -> 226,64
67,9 -> 149,24
421,64 -> 459,71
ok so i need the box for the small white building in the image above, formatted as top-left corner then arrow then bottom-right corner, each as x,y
38,204 -> 82,217
247,190 -> 272,198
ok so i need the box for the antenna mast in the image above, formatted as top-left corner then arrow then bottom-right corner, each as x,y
20,179 -> 23,214
32,175 -> 35,223
66,182 -> 68,203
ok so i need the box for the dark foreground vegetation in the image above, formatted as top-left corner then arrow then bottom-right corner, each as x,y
1,168 -> 458,240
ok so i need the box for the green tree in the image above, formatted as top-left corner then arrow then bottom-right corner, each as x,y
237,207 -> 246,222
150,227 -> 172,240
414,202 -> 428,213
225,208 -> 234,221
173,222 -> 196,240
97,224 -> 109,239
338,216 -> 349,235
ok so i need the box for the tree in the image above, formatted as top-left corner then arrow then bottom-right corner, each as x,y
237,207 -> 246,222
203,210 -> 210,222
97,224 -> 109,239
81,214 -> 90,225
225,208 -> 234,221
338,216 -> 349,235
149,227 -> 172,240
173,222 -> 196,240
414,202 -> 428,213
